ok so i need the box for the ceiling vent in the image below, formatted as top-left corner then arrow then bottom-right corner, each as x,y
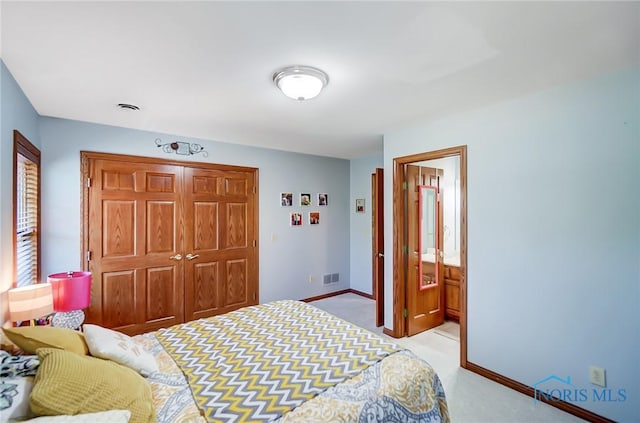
117,103 -> 140,111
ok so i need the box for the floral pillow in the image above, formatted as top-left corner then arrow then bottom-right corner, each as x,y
82,324 -> 158,376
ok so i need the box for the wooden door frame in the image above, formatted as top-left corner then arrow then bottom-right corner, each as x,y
391,145 -> 467,367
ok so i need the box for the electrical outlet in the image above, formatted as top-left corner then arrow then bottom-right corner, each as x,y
589,366 -> 606,387
309,275 -> 314,283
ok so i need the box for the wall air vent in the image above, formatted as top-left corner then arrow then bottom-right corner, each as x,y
117,103 -> 140,111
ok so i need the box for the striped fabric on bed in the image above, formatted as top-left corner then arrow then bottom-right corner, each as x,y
156,300 -> 401,423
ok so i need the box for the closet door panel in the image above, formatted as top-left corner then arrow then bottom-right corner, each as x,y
101,270 -> 140,328
146,266 -> 178,321
224,175 -> 248,196
146,172 -> 176,193
224,203 -> 247,249
189,261 -> 221,317
225,258 -> 248,307
185,191 -> 222,320
102,200 -> 135,257
86,159 -> 185,335
192,202 -> 219,251
184,167 -> 257,321
146,201 -> 176,253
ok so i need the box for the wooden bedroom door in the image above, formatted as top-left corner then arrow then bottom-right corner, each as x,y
85,158 -> 185,335
183,167 -> 258,321
406,165 -> 444,336
371,168 -> 384,327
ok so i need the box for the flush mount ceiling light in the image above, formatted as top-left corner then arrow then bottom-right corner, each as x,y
272,66 -> 329,101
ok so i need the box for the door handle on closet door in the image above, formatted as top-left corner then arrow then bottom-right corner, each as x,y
186,254 -> 200,261
169,254 -> 183,261
378,252 -> 384,258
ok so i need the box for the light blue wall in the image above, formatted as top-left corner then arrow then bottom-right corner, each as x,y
3,52 -> 638,419
0,60 -> 40,323
349,154 -> 382,294
38,117 -> 350,305
383,68 -> 640,421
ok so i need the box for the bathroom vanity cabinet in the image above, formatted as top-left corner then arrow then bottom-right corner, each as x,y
444,265 -> 461,322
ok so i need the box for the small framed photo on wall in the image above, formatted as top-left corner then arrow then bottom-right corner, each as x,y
318,193 -> 328,206
281,192 -> 293,207
300,193 -> 311,206
309,211 -> 320,225
356,198 -> 365,213
290,212 -> 303,226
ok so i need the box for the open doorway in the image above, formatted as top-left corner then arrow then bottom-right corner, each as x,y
391,146 -> 467,367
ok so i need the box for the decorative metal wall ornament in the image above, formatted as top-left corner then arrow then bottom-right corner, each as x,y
155,138 -> 208,157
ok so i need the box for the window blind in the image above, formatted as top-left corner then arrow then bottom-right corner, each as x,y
16,154 -> 39,287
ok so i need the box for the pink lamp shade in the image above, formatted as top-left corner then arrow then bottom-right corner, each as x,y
7,283 -> 54,322
47,271 -> 92,312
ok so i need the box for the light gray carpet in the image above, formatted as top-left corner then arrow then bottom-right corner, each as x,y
434,320 -> 460,341
310,293 -> 584,423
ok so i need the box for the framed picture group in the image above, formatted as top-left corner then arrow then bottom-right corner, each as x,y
281,192 -> 327,226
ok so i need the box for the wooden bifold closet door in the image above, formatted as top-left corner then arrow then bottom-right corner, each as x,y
82,152 -> 258,335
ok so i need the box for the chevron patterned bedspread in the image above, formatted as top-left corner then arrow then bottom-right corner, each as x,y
154,300 -> 449,423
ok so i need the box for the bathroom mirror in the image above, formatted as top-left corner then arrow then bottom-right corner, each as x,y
414,156 -> 460,267
418,185 -> 439,290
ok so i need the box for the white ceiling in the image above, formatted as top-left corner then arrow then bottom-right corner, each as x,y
1,1 -> 638,159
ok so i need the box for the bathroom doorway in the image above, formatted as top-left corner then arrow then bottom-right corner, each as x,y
391,145 -> 467,366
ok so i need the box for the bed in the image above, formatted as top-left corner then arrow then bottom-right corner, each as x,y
1,300 -> 449,423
